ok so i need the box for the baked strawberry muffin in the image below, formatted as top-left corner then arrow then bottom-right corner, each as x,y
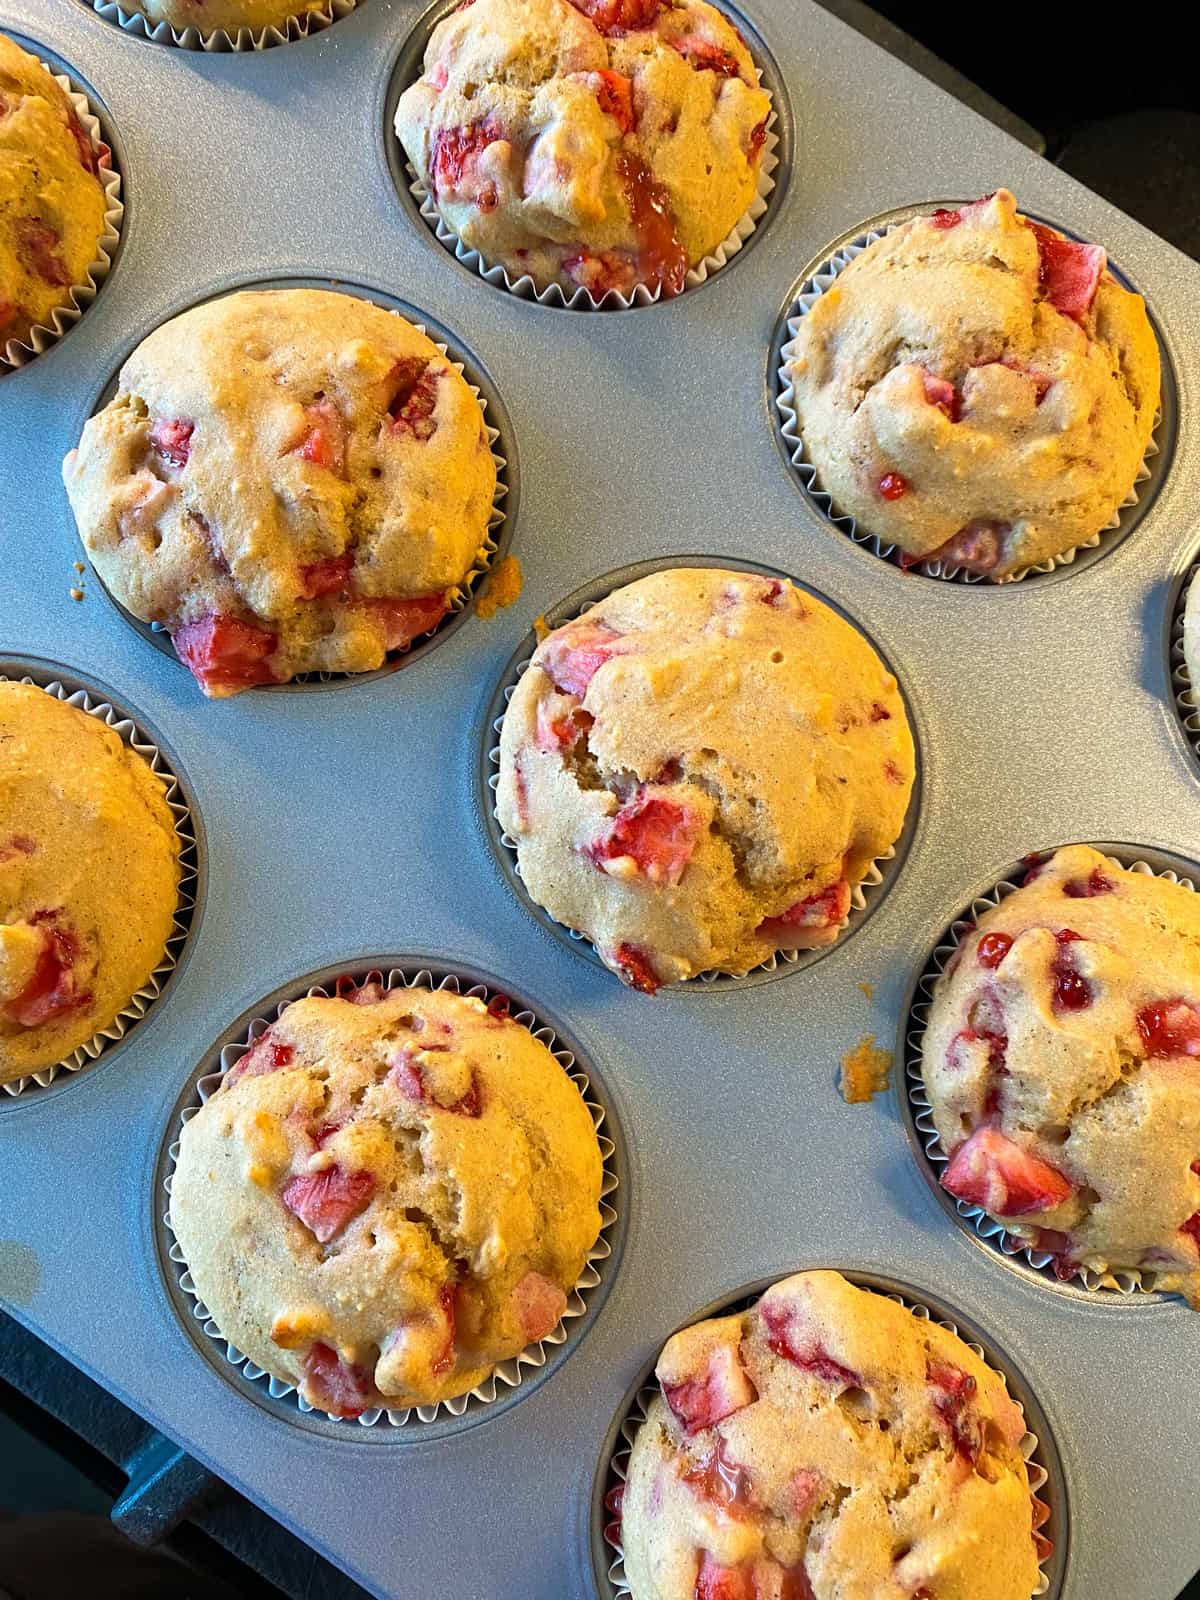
0,683 -> 180,1085
785,190 -> 1160,578
617,1270 -> 1043,1600
1,33 -> 110,352
495,568 -> 915,992
394,0 -> 771,301
922,844 -> 1200,1299
62,289 -> 497,698
118,0 -> 327,35
169,982 -> 604,1415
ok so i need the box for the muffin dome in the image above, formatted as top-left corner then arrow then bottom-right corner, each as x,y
495,568 -> 914,991
0,683 -> 180,1084
785,189 -> 1160,578
395,0 -> 770,301
168,982 -> 604,1414
1,33 -> 109,351
922,845 -> 1200,1298
62,289 -> 497,697
619,1270 -> 1041,1600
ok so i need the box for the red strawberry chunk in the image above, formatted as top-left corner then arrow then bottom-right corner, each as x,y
511,1269 -> 567,1342
614,942 -> 661,994
695,1555 -> 753,1600
429,61 -> 449,91
680,1437 -> 756,1514
879,472 -> 908,500
587,792 -> 702,886
930,207 -> 963,229
149,417 -> 194,469
977,932 -> 1013,970
1035,1228 -> 1079,1280
14,218 -> 68,287
386,358 -> 441,441
535,694 -> 592,753
282,1164 -> 375,1243
934,519 -> 1007,573
746,118 -> 768,160
921,370 -> 961,422
566,0 -> 660,34
539,619 -> 625,696
927,1361 -> 982,1465
226,1029 -> 295,1084
291,396 -> 347,475
869,702 -> 891,723
757,877 -> 851,945
603,1483 -> 624,1547
1180,1211 -> 1200,1254
671,35 -> 742,77
616,150 -> 687,298
942,1126 -> 1073,1216
389,1046 -> 482,1116
66,109 -> 100,175
1064,866 -> 1116,898
563,248 -> 639,300
1137,999 -> 1200,1058
945,1027 -> 1007,1077
303,1342 -> 376,1419
432,118 -> 503,200
1027,222 -> 1105,323
790,1468 -> 824,1519
592,69 -> 635,132
4,918 -> 85,1028
356,594 -> 448,650
662,1343 -> 757,1434
172,614 -> 280,696
760,1302 -> 860,1389
752,1561 -> 816,1600
298,553 -> 353,599
431,1282 -> 458,1376
1051,928 -> 1091,1013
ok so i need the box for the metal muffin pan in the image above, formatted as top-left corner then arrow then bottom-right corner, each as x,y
2,0 -> 1199,1596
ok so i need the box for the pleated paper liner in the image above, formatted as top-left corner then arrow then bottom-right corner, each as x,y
386,0 -> 786,310
1,52 -> 123,370
85,279 -> 515,691
88,0 -> 356,52
480,555 -> 919,991
772,203 -> 1173,584
592,1269 -> 1063,1600
902,844 -> 1198,1300
0,662 -> 202,1100
1168,554 -> 1200,768
157,960 -> 622,1436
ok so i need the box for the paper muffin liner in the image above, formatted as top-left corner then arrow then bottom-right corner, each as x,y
773,214 -> 1163,584
161,963 -> 620,1428
1,63 -> 123,371
1169,556 -> 1200,766
0,669 -> 200,1099
481,557 -> 915,991
904,847 -> 1197,1297
596,1276 -> 1057,1599
88,0 -> 356,52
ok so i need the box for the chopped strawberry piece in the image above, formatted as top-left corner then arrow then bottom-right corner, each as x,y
1036,1228 -> 1079,1280
695,1555 -> 753,1600
921,370 -> 961,422
389,1047 -> 482,1116
386,358 -> 440,441
563,248 -> 639,299
930,207 -> 963,229
511,1269 -> 567,1342
4,917 -> 85,1028
752,1562 -> 816,1600
535,694 -> 592,753
566,0 -> 660,33
879,472 -> 909,500
927,1361 -> 982,1464
670,35 -> 742,77
603,1482 -> 624,1547
282,1164 -> 375,1243
587,792 -> 701,886
869,702 -> 891,723
1027,222 -> 1105,323
303,1342 -> 376,1419
760,1302 -> 859,1389
1064,866 -> 1116,898
431,1281 -> 458,1375
172,614 -> 280,696
942,1127 -> 1073,1216
616,150 -> 687,298
945,1027 -> 1007,1077
614,942 -> 661,994
746,118 -> 768,160
65,109 -> 100,176
790,1468 -> 824,1519
356,594 -> 448,650
539,619 -> 625,696
226,1030 -> 295,1084
1023,852 -> 1048,882
431,118 -> 503,200
149,417 -> 194,469
1180,1211 -> 1200,1254
1137,999 -> 1200,1058
977,932 -> 1013,969
14,218 -> 68,287
291,396 -> 347,475
429,61 -> 449,91
298,553 -> 353,599
486,993 -> 510,1020
1051,928 -> 1091,1013
662,1343 -> 757,1434
679,1437 -> 756,1514
921,519 -> 1007,574
592,69 -> 635,132
757,877 -> 851,945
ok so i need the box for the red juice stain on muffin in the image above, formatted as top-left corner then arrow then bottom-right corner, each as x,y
15,218 -> 69,286
615,150 -> 687,298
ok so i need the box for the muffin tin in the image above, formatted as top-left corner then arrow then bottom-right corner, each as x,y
2,0 -> 1199,1597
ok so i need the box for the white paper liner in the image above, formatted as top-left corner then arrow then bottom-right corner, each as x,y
600,1283 -> 1054,1599
774,220 -> 1162,584
0,672 -> 199,1098
1169,557 -> 1200,765
2,64 -> 123,370
133,318 -> 510,686
162,964 -> 619,1427
905,851 -> 1197,1296
88,0 -> 356,51
486,579 -> 901,989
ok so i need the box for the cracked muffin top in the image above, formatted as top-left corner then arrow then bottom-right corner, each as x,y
1,32 -> 110,353
785,189 -> 1160,579
168,981 -> 604,1415
923,844 -> 1200,1301
119,0 -> 328,36
495,568 -> 915,992
62,289 -> 497,698
394,0 -> 771,302
617,1270 -> 1042,1600
0,683 -> 180,1085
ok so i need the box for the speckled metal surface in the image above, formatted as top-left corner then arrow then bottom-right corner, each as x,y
0,2 -> 1198,1597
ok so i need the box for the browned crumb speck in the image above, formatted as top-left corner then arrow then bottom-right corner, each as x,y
475,555 -> 523,620
839,1035 -> 892,1103
73,561 -> 85,573
859,980 -> 874,1001
69,588 -> 84,602
533,612 -> 550,643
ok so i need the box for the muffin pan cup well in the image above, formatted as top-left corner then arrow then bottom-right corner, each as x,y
85,0 -> 358,52
383,0 -> 789,310
155,958 -> 624,1441
1,41 -> 124,371
591,1269 -> 1066,1600
479,554 -> 921,991
770,203 -> 1176,585
899,843 -> 1200,1303
77,276 -> 517,693
0,657 -> 204,1102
